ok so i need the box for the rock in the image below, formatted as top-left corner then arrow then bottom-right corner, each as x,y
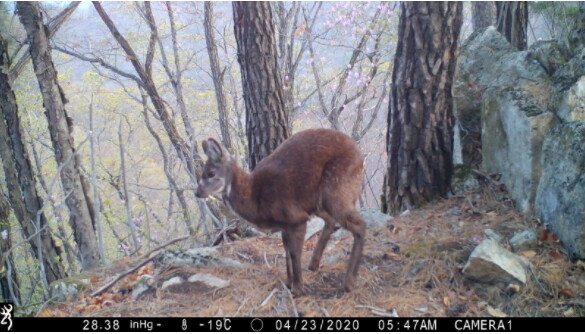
509,230 -> 537,252
325,252 -> 342,266
451,164 -> 480,194
552,49 -> 585,122
131,274 -> 155,300
359,208 -> 394,229
463,239 -> 529,284
156,247 -> 244,270
49,275 -> 91,302
161,276 -> 184,290
482,87 -> 558,212
304,216 -> 325,241
455,27 -> 552,166
528,40 -> 571,76
484,229 -> 503,242
535,122 -> 585,259
555,76 -> 585,123
187,273 -> 229,289
326,209 -> 393,241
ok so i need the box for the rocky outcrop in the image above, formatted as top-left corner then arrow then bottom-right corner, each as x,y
455,27 -> 552,167
535,122 -> 585,259
482,87 -> 557,212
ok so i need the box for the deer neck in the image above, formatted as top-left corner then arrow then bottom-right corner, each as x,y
223,160 -> 259,223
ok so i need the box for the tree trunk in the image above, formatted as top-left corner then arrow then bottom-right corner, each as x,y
0,188 -> 20,304
471,1 -> 496,31
496,1 -> 528,50
233,1 -> 290,169
383,2 -> 463,214
205,2 -> 233,151
17,2 -> 101,270
0,32 -> 68,282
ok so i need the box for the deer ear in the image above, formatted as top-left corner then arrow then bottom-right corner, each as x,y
202,138 -> 225,163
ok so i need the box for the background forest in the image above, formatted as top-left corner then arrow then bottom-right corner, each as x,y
0,1 -> 584,316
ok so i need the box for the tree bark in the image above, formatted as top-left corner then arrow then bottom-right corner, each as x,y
383,2 -> 463,214
17,1 -> 101,270
496,1 -> 528,50
233,1 -> 290,169
471,1 -> 496,31
204,2 -> 233,150
0,32 -> 68,282
0,187 -> 20,304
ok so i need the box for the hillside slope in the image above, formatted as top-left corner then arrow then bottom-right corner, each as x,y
39,185 -> 584,318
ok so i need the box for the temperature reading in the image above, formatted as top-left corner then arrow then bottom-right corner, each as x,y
207,319 -> 231,331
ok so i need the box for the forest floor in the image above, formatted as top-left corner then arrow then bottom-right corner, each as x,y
38,184 -> 584,318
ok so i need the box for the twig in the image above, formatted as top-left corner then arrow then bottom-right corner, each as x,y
372,309 -> 399,317
356,304 -> 386,313
138,235 -> 191,261
472,169 -> 503,186
90,255 -> 155,297
259,288 -> 278,307
356,304 -> 399,317
234,296 -> 251,317
91,235 -> 190,297
264,252 -> 272,269
280,280 -> 299,317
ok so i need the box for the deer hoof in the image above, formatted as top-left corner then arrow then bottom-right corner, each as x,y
343,278 -> 355,292
290,285 -> 306,297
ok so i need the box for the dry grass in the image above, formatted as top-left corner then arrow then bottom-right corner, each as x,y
40,184 -> 585,318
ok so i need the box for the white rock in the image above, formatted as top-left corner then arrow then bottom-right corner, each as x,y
463,239 -> 529,284
188,273 -> 229,289
161,276 -> 184,290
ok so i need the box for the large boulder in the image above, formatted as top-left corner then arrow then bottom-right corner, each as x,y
552,49 -> 585,123
535,122 -> 585,259
455,27 -> 551,166
528,40 -> 571,76
482,87 -> 558,212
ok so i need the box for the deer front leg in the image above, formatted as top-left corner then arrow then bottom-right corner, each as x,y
281,230 -> 293,288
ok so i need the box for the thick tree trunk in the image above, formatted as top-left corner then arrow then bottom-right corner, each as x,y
17,2 -> 101,270
496,1 -> 528,50
233,1 -> 290,169
205,2 -> 233,151
383,2 -> 463,214
0,33 -> 68,282
471,1 -> 496,31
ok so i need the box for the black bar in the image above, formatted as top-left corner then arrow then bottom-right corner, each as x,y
8,317 -> 574,332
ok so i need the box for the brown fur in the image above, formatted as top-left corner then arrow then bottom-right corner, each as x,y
196,128 -> 366,295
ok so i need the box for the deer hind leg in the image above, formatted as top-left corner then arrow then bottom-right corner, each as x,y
308,211 -> 337,271
342,210 -> 366,292
282,223 -> 307,296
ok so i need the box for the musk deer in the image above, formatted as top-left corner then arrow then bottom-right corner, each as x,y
195,128 -> 366,295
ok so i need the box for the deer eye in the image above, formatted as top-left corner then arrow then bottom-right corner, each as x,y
208,171 -> 215,178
